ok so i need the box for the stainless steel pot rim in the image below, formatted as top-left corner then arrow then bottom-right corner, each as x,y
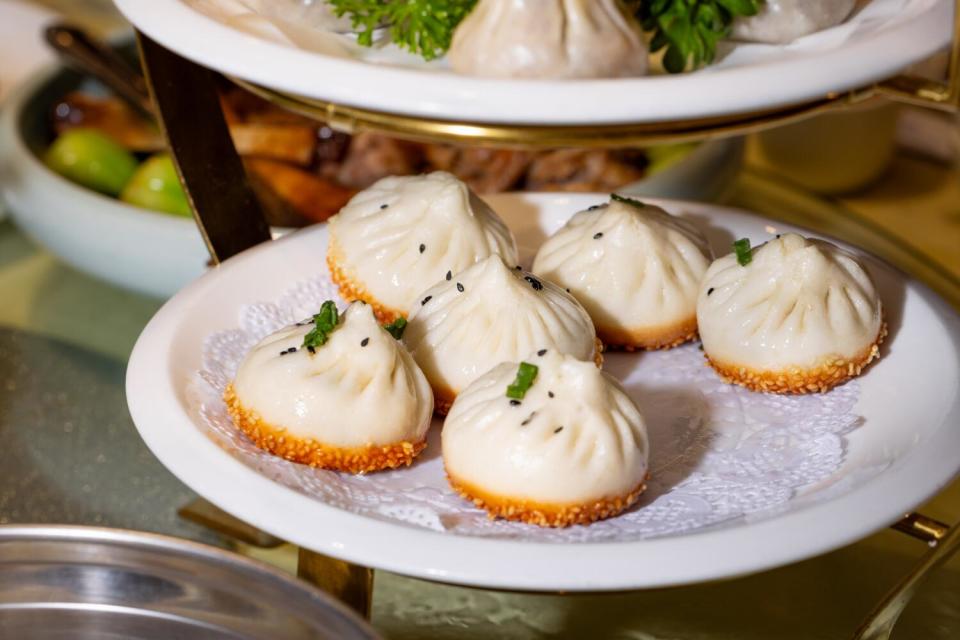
0,523 -> 375,635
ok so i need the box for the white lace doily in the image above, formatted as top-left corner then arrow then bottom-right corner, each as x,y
189,268 -> 864,543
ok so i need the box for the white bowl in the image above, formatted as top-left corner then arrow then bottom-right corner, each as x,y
0,63 -> 211,299
0,60 -> 742,299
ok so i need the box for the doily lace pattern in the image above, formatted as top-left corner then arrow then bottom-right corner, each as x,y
190,269 -> 865,543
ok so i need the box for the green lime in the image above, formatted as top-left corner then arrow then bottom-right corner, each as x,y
44,128 -> 139,196
120,154 -> 192,218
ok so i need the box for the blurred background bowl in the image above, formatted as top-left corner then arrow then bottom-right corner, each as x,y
0,59 -> 212,298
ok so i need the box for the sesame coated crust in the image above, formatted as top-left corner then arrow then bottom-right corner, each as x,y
327,237 -> 406,324
225,385 -> 426,473
600,315 -> 699,352
705,322 -> 887,394
432,337 -> 606,417
447,472 -> 647,528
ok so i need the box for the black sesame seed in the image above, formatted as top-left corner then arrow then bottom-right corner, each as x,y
456,282 -> 465,293
419,243 -> 426,254
776,234 -> 781,238
554,426 -> 564,434
361,337 -> 370,347
548,391 -> 555,398
515,265 -> 523,271
521,412 -> 536,426
422,295 -> 432,305
707,287 -> 715,296
537,349 -> 547,356
524,276 -> 543,291
307,346 -> 316,354
445,270 -> 452,281
565,288 -> 571,293
509,399 -> 521,407
588,205 -> 601,211
279,350 -> 289,356
380,204 -> 388,210
593,232 -> 603,239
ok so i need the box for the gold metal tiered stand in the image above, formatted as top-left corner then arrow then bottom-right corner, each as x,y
133,3 -> 960,636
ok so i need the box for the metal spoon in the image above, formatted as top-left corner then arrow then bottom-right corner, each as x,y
44,23 -> 154,121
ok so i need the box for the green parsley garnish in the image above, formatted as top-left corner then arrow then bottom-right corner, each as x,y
506,362 -> 539,400
383,317 -> 407,340
733,238 -> 752,266
637,0 -> 764,73
327,0 -> 478,61
611,193 -> 646,209
302,301 -> 340,350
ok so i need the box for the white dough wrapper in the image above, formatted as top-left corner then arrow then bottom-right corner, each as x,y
697,233 -> 884,392
533,197 -> 710,349
327,172 -> 518,320
443,350 -> 649,526
731,0 -> 857,44
230,302 -> 433,453
403,255 -> 599,411
448,0 -> 648,79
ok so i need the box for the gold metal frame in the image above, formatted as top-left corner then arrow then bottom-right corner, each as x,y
239,80 -> 857,148
854,515 -> 960,640
234,0 -> 960,149
135,2 -> 960,633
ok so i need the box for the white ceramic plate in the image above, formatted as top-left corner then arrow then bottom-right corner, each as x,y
113,0 -> 952,125
126,193 -> 960,591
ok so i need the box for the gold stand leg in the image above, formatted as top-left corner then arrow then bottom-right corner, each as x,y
136,30 -> 271,263
178,498 -> 284,549
298,548 -> 375,619
852,514 -> 959,640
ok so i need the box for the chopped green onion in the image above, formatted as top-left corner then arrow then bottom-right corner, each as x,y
383,317 -> 407,340
120,153 -> 191,217
45,128 -> 138,197
610,193 -> 646,209
637,0 -> 764,74
327,0 -> 477,61
733,238 -> 753,266
506,362 -> 539,400
303,301 -> 340,350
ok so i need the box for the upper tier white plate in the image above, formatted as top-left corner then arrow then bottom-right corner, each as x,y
113,0 -> 952,125
126,193 -> 960,591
